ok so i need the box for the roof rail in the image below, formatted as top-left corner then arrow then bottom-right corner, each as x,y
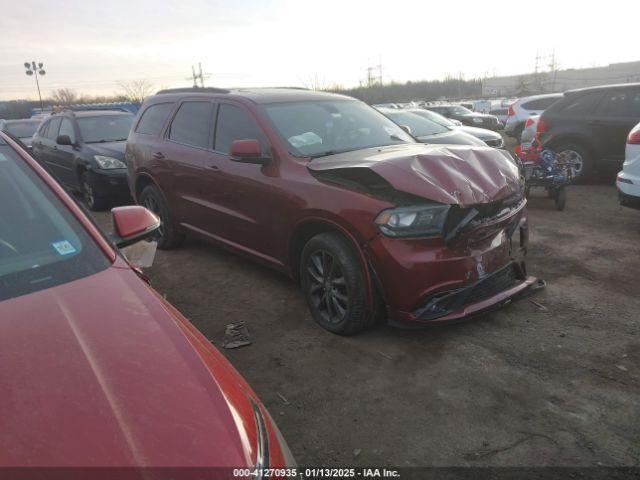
156,87 -> 230,95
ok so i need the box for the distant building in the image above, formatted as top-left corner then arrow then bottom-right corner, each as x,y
482,60 -> 640,97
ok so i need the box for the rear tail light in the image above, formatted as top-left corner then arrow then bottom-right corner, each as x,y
525,118 -> 535,128
536,118 -> 547,134
628,130 -> 640,145
507,104 -> 515,116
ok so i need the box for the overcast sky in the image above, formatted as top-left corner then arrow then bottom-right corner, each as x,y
1,0 -> 638,100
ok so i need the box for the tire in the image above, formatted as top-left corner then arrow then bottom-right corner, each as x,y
552,142 -> 593,183
300,232 -> 378,335
138,184 -> 185,249
554,187 -> 567,211
80,171 -> 109,211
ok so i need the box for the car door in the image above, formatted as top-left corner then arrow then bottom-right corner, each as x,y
160,100 -> 216,231
200,101 -> 279,261
49,117 -> 79,187
591,88 -> 640,161
38,117 -> 63,180
30,120 -> 49,160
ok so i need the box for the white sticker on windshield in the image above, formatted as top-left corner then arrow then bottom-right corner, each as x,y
0,153 -> 7,162
52,240 -> 77,256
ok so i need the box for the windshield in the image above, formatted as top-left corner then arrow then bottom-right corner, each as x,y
0,144 -> 110,301
2,120 -> 40,138
264,100 -> 414,157
77,114 -> 133,143
411,109 -> 456,128
386,111 -> 450,137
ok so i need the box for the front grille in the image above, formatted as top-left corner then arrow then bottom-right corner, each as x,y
464,263 -> 518,304
415,263 -> 523,321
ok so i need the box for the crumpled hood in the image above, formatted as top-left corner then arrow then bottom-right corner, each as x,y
86,141 -> 126,160
308,143 -> 521,207
0,266 -> 252,467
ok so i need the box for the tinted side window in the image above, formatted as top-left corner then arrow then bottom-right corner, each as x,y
135,103 -> 173,135
58,118 -> 76,144
215,104 -> 266,154
595,89 -> 640,118
559,92 -> 602,116
37,120 -> 49,138
46,118 -> 62,140
522,97 -> 559,110
168,101 -> 213,149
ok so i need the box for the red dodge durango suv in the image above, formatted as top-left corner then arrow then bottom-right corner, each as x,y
126,88 -> 541,335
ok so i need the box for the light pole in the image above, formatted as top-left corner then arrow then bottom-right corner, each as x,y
24,61 -> 46,111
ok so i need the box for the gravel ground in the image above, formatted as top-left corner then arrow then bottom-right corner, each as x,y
93,156 -> 640,467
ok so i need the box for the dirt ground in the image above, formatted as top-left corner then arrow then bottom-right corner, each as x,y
93,165 -> 640,467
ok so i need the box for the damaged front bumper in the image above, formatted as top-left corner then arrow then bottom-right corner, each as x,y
366,203 -> 543,326
410,262 -> 543,323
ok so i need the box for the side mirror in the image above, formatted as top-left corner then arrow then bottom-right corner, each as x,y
56,134 -> 73,146
230,139 -> 270,165
399,125 -> 412,135
111,206 -> 160,248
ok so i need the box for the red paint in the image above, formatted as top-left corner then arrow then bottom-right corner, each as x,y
230,139 -> 262,158
112,205 -> 160,239
127,90 -> 534,326
0,132 -> 292,469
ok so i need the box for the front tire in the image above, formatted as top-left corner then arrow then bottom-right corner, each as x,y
300,232 -> 377,335
81,171 -> 108,211
139,184 -> 184,249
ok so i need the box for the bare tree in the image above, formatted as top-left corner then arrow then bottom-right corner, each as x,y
51,88 -> 78,105
117,79 -> 154,103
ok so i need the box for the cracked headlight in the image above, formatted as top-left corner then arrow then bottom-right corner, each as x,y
375,204 -> 450,238
94,155 -> 126,169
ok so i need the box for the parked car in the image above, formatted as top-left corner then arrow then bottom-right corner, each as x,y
617,121 -> 640,207
424,104 -> 500,130
489,108 -> 509,127
31,110 -> 134,210
127,87 -> 539,335
537,83 -> 640,181
377,108 -> 487,146
410,109 -> 504,148
520,115 -> 539,150
0,118 -> 41,148
505,93 -> 562,141
0,131 -> 294,469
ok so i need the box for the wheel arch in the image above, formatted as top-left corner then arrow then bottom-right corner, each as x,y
545,134 -> 595,156
134,172 -> 161,204
288,218 -> 376,310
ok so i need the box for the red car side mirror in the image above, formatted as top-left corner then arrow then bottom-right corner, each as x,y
111,206 -> 160,248
229,139 -> 270,165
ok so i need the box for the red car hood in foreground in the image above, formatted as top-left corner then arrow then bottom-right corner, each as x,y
308,143 -> 521,207
0,265 -> 255,467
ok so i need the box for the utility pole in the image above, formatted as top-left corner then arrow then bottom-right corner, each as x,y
24,61 -> 46,111
186,62 -> 211,88
366,66 -> 375,88
548,50 -> 559,91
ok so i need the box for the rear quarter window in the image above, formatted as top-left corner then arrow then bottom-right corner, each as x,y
135,103 -> 174,135
594,89 -> 640,118
521,97 -> 560,110
558,92 -> 603,116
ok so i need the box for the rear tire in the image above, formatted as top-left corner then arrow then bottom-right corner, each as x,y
553,142 -> 593,183
300,232 -> 378,335
139,184 -> 185,249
